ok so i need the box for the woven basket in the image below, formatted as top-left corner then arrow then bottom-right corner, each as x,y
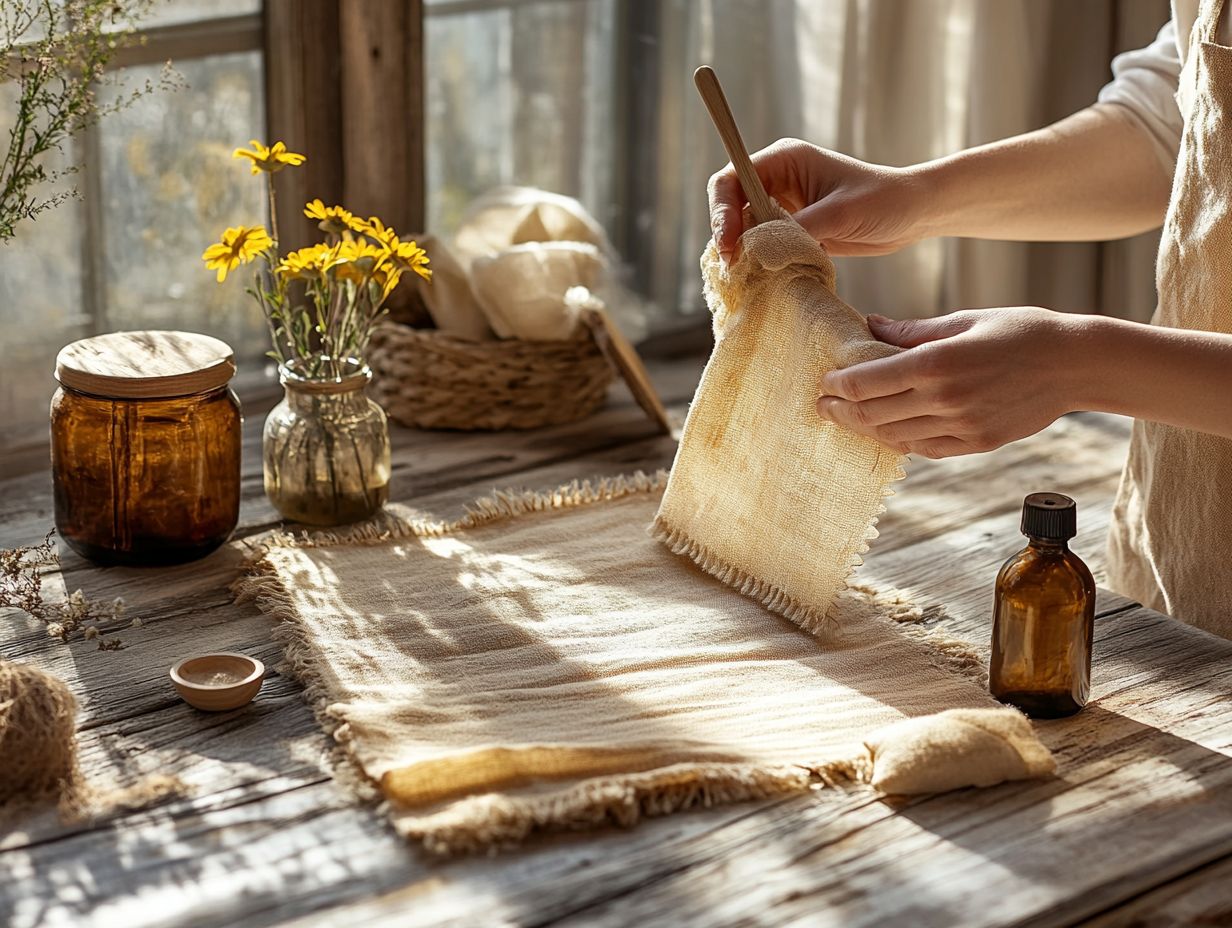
368,322 -> 615,430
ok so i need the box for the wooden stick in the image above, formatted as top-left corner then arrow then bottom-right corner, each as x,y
693,65 -> 779,226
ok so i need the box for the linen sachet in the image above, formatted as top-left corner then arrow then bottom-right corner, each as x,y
655,212 -> 904,631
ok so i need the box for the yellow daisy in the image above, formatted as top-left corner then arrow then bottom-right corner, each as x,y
374,266 -> 403,299
334,240 -> 389,283
357,215 -> 399,249
386,239 -> 432,282
233,139 -> 306,175
276,243 -> 346,281
202,225 -> 273,282
303,199 -> 364,235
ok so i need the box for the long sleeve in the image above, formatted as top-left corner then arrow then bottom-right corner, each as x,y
1096,20 -> 1183,172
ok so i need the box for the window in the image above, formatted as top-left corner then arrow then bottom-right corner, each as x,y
1,3 -> 266,442
1,0 -> 1169,445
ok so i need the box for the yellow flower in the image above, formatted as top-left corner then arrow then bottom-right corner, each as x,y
334,239 -> 388,283
364,263 -> 403,300
276,243 -> 344,280
233,139 -> 306,175
386,239 -> 432,282
303,199 -> 363,235
202,225 -> 273,282
356,215 -> 399,249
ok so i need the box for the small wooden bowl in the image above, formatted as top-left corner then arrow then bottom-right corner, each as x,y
170,652 -> 265,712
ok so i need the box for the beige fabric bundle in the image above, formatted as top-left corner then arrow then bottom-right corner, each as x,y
241,477 -> 1053,856
865,707 -> 1054,795
448,186 -> 649,345
452,186 -> 613,266
655,213 -> 904,631
406,233 -> 494,342
470,242 -> 605,341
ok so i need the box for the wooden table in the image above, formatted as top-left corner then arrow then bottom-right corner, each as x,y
3,356 -> 1231,928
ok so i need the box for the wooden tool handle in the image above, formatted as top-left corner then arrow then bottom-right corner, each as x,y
693,65 -> 779,226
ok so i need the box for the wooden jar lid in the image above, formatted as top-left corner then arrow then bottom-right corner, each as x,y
55,330 -> 237,399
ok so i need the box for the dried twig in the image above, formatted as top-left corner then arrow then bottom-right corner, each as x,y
0,531 -> 134,650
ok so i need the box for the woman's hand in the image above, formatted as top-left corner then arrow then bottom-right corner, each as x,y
707,138 -> 930,263
816,308 -> 1081,459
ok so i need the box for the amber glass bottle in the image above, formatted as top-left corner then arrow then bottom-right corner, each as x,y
50,331 -> 242,566
989,493 -> 1095,718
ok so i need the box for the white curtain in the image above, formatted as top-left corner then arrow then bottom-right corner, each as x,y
645,0 -> 1169,324
426,0 -> 1169,330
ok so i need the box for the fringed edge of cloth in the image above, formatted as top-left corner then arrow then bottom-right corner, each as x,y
650,451 -> 907,636
243,469 -> 671,553
397,758 -> 871,858
846,582 -> 989,688
234,470 -> 1002,857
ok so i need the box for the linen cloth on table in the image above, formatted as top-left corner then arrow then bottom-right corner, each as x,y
241,479 -> 1052,856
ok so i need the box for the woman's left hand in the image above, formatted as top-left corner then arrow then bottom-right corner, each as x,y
816,307 -> 1081,459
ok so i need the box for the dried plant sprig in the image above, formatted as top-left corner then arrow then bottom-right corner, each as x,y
1,531 -> 131,650
0,0 -> 181,241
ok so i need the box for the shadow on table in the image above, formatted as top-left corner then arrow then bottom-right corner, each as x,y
880,702 -> 1232,922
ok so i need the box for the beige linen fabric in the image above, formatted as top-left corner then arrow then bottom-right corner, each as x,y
1107,0 -> 1232,636
865,707 -> 1055,796
406,234 -> 494,342
469,241 -> 604,341
452,186 -> 613,267
242,477 -> 1052,855
654,212 -> 905,631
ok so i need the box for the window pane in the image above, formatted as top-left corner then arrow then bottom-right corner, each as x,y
97,51 -> 267,365
0,82 -> 87,438
425,0 -> 618,237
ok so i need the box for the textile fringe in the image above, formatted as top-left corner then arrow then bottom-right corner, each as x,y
237,470 -> 991,855
232,567 -> 380,802
403,759 -> 874,858
650,454 -> 908,637
246,469 -> 671,554
650,521 -> 833,635
848,581 -> 989,685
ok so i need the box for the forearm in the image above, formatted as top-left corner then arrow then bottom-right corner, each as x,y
1065,315 -> 1232,438
909,104 -> 1173,243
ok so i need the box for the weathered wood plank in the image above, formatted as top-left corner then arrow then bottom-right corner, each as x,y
0,358 -> 703,547
875,411 -> 1131,558
10,548 -> 1206,928
1078,852 -> 1232,926
863,493 -> 1133,655
0,758 -> 792,928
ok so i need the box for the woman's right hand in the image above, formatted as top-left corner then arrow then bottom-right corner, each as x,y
707,138 -> 931,263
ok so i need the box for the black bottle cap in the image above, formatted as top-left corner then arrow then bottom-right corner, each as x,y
1021,492 -> 1077,541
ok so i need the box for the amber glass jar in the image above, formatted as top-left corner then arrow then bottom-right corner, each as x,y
50,331 -> 242,566
989,493 -> 1096,718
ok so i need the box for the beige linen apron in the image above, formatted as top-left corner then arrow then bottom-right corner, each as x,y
1106,0 -> 1232,637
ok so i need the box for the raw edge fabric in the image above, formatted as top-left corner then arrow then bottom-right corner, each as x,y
654,213 -> 905,632
238,474 -> 1053,856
